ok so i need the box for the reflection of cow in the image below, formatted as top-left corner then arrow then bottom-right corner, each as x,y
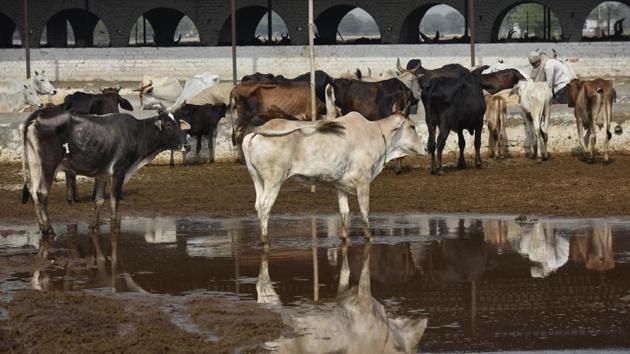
348,243 -> 417,284
570,223 -> 614,272
261,243 -> 427,354
428,220 -> 496,282
32,224 -> 146,293
507,222 -> 569,278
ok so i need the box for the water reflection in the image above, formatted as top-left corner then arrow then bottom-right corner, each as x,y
3,214 -> 630,351
261,243 -> 428,354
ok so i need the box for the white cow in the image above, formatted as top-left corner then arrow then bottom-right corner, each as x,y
187,82 -> 234,106
508,222 -> 569,278
512,79 -> 553,160
261,243 -> 428,354
243,111 -> 426,243
0,85 -> 43,112
0,70 -> 57,96
137,76 -> 183,110
169,73 -> 220,110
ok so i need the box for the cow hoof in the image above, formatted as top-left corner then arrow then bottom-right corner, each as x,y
476,163 -> 482,169
395,169 -> 402,175
457,164 -> 466,170
542,156 -> 549,161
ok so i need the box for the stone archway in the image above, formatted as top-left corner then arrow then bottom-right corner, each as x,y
40,8 -> 110,47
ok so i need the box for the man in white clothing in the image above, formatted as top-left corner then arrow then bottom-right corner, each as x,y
528,50 -> 573,104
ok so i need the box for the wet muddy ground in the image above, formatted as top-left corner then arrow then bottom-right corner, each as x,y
2,154 -> 630,225
1,215 -> 630,352
2,155 -> 630,352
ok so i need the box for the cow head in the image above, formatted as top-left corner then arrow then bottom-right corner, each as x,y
32,70 -> 57,95
396,59 -> 422,100
385,113 -> 426,161
155,110 -> 191,152
23,84 -> 43,108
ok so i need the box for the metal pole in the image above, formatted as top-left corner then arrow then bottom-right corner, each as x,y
309,0 -> 316,193
468,0 -> 475,67
23,0 -> 30,79
231,0 -> 237,85
143,15 -> 147,45
267,0 -> 272,43
312,218 -> 319,302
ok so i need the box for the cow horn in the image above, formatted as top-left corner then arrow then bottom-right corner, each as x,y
396,58 -> 404,72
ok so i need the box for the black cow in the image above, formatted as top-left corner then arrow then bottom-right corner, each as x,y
425,73 -> 487,175
172,103 -> 228,165
21,107 -> 190,236
63,89 -> 133,115
240,70 -> 334,104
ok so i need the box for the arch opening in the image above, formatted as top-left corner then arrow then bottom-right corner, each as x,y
40,8 -> 110,47
315,6 -> 381,45
255,11 -> 290,45
583,1 -> 630,41
0,12 -> 19,48
401,4 -> 468,44
219,6 -> 291,46
129,8 -> 200,46
493,2 -> 563,42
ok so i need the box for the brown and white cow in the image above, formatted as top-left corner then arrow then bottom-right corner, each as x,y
230,81 -> 326,160
569,223 -> 614,272
243,111 -> 425,244
484,93 -> 507,158
568,78 -> 615,162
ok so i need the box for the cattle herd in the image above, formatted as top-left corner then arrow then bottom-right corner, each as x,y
8,55 -> 617,243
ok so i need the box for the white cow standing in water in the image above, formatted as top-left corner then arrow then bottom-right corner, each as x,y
243,110 -> 426,243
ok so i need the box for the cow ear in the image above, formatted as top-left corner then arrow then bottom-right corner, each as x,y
180,120 -> 191,131
34,70 -> 39,75
154,119 -> 163,131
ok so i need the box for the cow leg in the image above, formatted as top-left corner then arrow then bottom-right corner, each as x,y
575,118 -> 588,159
474,125 -> 483,168
169,150 -> 175,167
436,127 -> 450,175
523,113 -> 535,158
487,123 -> 496,158
90,178 -> 106,229
65,172 -> 78,203
181,149 -> 188,166
604,118 -> 611,163
207,133 -> 215,163
456,130 -> 466,169
336,189 -> 350,240
258,182 -> 283,244
589,123 -> 597,162
356,182 -> 372,241
427,124 -> 438,175
195,135 -> 203,163
395,158 -> 403,175
109,172 -> 125,223
583,129 -> 593,162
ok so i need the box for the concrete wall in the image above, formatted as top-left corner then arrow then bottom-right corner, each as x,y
1,105 -> 629,165
1,42 -> 629,82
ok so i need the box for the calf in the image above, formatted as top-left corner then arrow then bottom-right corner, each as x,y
243,111 -> 425,244
511,80 -> 553,160
63,89 -> 133,115
230,81 -> 325,160
484,93 -> 508,158
568,78 -> 615,162
0,85 -> 43,112
21,107 -> 190,236
425,74 -> 487,175
172,103 -> 228,165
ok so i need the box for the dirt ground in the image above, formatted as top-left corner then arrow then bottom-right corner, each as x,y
1,154 -> 630,226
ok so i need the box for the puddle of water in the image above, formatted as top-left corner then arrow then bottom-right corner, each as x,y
2,214 -> 630,352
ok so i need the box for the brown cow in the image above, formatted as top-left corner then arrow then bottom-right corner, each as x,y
230,81 -> 325,160
568,78 -> 615,162
478,69 -> 526,94
569,223 -> 614,272
484,93 -> 507,158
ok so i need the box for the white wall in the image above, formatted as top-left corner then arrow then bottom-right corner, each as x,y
0,42 -> 628,82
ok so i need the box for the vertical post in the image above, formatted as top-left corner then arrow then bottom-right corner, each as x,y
267,0 -> 272,43
231,0 -> 237,85
308,0 -> 316,193
608,7 -> 611,36
543,6 -> 547,40
84,0 -> 91,47
468,0 -> 475,67
464,0 -> 469,39
23,0 -> 30,79
312,218 -> 319,302
143,15 -> 147,45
